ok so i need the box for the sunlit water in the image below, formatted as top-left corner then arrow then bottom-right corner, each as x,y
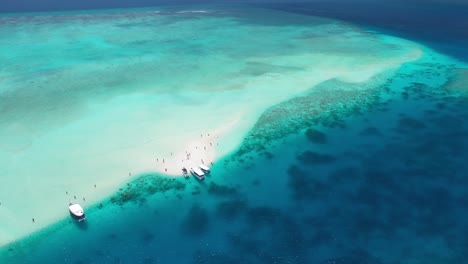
0,4 -> 467,264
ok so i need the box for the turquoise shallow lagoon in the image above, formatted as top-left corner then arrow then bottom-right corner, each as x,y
1,3 -> 468,264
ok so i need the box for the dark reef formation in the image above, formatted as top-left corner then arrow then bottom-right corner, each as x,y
110,173 -> 186,206
297,151 -> 336,165
215,200 -> 248,220
207,182 -> 239,197
305,128 -> 327,144
180,204 -> 210,237
231,78 -> 385,162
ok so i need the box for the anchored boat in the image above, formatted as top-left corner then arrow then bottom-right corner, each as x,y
69,203 -> 86,222
190,167 -> 205,180
198,164 -> 210,173
182,167 -> 189,178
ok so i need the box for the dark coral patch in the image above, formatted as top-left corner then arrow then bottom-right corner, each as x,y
329,166 -> 362,186
180,204 -> 210,237
287,165 -> 329,201
245,206 -> 282,227
215,200 -> 248,220
397,116 -> 426,131
305,128 -> 327,144
297,151 -> 336,165
207,182 -> 239,197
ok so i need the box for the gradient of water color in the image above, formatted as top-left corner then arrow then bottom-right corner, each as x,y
1,3 -> 468,264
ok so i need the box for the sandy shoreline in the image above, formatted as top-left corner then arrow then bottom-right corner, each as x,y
0,114 -> 243,247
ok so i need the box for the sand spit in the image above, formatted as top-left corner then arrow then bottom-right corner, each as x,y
0,6 -> 425,246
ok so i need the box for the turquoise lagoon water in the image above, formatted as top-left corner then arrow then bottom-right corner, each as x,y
1,4 -> 468,264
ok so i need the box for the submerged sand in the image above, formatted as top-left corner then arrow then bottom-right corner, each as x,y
0,6 -> 424,245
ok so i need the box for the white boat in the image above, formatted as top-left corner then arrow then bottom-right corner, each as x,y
69,203 -> 86,222
198,164 -> 210,173
190,167 -> 205,180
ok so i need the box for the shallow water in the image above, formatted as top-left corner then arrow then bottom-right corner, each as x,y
1,3 -> 468,264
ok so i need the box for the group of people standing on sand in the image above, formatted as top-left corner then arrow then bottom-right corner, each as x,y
152,132 -> 217,175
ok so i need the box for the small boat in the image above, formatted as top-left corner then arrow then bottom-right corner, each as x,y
198,164 -> 210,173
182,167 -> 189,178
69,203 -> 86,222
190,167 -> 205,180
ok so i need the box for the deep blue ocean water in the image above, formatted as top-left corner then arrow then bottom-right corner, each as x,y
260,0 -> 468,63
1,1 -> 468,264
